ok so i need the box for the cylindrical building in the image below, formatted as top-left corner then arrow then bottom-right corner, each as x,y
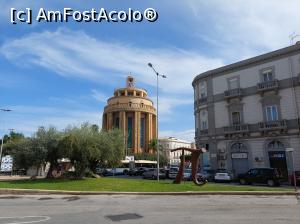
102,76 -> 157,154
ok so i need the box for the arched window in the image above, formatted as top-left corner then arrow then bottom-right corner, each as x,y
267,141 -> 284,150
231,142 -> 247,151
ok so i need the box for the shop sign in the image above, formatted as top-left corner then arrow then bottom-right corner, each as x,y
231,152 -> 248,159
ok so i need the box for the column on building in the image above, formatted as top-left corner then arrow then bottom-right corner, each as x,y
152,115 -> 157,140
107,112 -> 113,130
119,111 -> 126,137
136,111 -> 141,153
126,112 -> 134,151
102,113 -> 107,131
145,113 -> 153,153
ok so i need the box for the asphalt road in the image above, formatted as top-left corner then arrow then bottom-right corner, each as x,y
0,194 -> 299,224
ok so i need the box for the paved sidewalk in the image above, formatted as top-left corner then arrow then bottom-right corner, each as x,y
0,175 -> 30,181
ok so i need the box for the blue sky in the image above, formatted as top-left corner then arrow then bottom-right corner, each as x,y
0,0 -> 300,141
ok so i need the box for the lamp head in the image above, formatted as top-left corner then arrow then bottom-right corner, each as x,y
162,75 -> 167,78
148,63 -> 153,68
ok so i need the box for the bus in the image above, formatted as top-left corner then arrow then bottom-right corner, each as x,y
96,160 -> 157,176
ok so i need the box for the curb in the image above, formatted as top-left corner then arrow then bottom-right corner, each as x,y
0,188 -> 299,196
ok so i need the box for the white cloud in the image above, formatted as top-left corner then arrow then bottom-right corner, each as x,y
150,95 -> 193,122
0,28 -> 219,134
3,1 -> 299,139
0,28 -> 224,95
91,89 -> 109,103
183,0 -> 300,61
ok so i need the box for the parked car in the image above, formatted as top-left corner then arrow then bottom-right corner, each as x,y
102,168 -> 129,176
238,168 -> 281,187
142,168 -> 166,179
128,167 -> 149,176
183,168 -> 192,180
201,170 -> 216,182
95,167 -> 106,176
184,168 -> 205,181
214,169 -> 233,182
289,171 -> 300,186
127,168 -> 139,176
168,167 -> 179,179
136,167 -> 149,176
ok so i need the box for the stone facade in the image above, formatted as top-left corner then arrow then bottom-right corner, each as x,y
159,137 -> 192,165
102,76 -> 157,154
193,43 -> 300,179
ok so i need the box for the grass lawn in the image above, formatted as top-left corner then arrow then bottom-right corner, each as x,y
0,178 -> 293,192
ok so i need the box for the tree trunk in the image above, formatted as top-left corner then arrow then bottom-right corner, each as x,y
89,160 -> 98,173
46,162 -> 55,178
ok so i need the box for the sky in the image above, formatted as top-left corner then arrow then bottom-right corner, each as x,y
0,0 -> 300,142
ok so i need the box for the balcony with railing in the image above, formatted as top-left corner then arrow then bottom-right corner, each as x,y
224,124 -> 250,134
199,97 -> 208,105
257,79 -> 279,93
195,129 -> 209,137
224,88 -> 243,99
200,129 -> 209,136
258,119 -> 287,131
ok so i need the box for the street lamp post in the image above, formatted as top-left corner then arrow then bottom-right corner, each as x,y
148,63 -> 166,181
0,109 -> 12,170
286,148 -> 297,192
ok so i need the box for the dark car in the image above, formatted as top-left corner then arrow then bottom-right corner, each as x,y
238,168 -> 281,187
142,168 -> 166,179
201,169 -> 216,182
127,168 -> 139,176
168,167 -> 179,179
289,171 -> 300,186
128,167 -> 148,176
136,167 -> 149,176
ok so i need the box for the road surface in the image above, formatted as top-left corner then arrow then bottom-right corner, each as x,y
0,194 -> 299,224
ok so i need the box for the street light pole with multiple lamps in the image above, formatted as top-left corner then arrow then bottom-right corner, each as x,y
148,63 -> 166,181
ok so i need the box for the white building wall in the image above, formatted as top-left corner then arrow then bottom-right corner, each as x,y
280,88 -> 298,120
214,101 -> 229,128
243,95 -> 264,124
248,139 -> 266,168
159,138 -> 192,164
217,141 -> 226,151
289,137 -> 300,170
213,69 -> 259,95
292,54 -> 300,75
212,56 -> 300,95
293,86 -> 300,115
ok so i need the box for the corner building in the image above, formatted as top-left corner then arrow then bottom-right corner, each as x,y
102,76 -> 157,154
193,43 -> 300,179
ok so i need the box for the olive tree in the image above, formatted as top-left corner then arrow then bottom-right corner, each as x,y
11,138 -> 47,175
35,127 -> 64,178
99,129 -> 125,168
59,124 -> 101,178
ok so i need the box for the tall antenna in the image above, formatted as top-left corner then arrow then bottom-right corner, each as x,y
289,32 -> 300,45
